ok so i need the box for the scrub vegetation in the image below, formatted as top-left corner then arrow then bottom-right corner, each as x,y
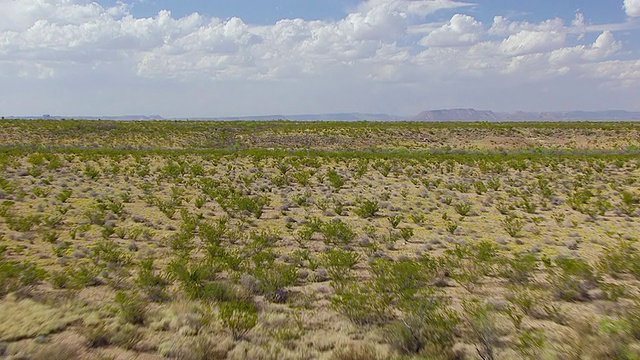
1,119 -> 640,359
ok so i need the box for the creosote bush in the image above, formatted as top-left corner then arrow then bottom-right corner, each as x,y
219,300 -> 258,340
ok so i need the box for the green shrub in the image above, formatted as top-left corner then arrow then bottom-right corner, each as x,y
322,249 -> 359,288
199,218 -> 228,246
167,229 -> 196,255
219,300 -> 258,340
463,299 -> 499,360
620,190 -> 638,216
445,220 -> 458,234
42,230 -> 59,244
503,215 -> 524,238
331,282 -> 391,325
321,219 -> 356,246
400,227 -> 414,241
568,188 -> 593,212
253,262 -> 297,303
5,214 -> 41,232
92,240 -> 130,268
56,189 -> 73,203
50,270 -> 71,289
327,169 -> 345,190
110,323 -> 143,350
410,213 -> 426,224
232,195 -> 268,219
487,178 -> 501,191
504,287 -> 544,329
548,257 -> 598,302
354,198 -> 379,218
0,259 -> 47,296
166,259 -> 217,301
474,181 -> 487,194
388,214 -> 403,228
0,200 -> 14,217
206,245 -> 243,271
83,165 -> 100,180
248,230 -> 280,251
295,225 -> 315,247
598,240 -> 640,280
515,328 -> 546,359
136,258 -> 169,302
67,264 -> 102,288
84,206 -> 106,225
519,196 -> 537,214
454,202 -> 472,216
85,322 -> 111,348
155,199 -> 177,219
501,252 -> 538,285
114,291 -> 147,325
387,292 -> 459,358
370,259 -> 431,302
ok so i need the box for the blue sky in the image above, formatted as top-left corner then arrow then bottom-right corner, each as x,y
1,0 -> 639,117
116,1 -> 625,24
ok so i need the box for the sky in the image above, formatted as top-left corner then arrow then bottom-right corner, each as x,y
1,0 -> 640,117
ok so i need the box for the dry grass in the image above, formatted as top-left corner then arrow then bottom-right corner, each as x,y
0,295 -> 79,342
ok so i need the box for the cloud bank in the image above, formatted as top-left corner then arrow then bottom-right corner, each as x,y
0,0 -> 638,116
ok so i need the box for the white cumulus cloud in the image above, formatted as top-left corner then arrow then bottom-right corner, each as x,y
624,0 -> 640,17
500,30 -> 566,56
420,14 -> 483,47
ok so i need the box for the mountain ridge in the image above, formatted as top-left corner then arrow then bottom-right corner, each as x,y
5,109 -> 640,121
411,109 -> 640,121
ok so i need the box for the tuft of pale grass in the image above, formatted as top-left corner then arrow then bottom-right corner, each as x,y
0,295 -> 78,341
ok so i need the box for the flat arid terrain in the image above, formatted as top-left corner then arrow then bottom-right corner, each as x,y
1,120 -> 640,359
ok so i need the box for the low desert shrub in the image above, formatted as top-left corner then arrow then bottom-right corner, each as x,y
331,282 -> 391,325
463,299 -> 499,360
253,262 -> 297,303
219,300 -> 258,340
354,198 -> 379,218
0,258 -> 47,297
136,258 -> 169,302
387,292 -> 459,358
114,291 -> 147,325
322,249 -> 360,289
503,215 -> 524,238
320,219 -> 356,246
547,257 -> 599,302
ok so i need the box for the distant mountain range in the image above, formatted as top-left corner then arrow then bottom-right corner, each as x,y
6,109 -> 640,121
411,109 -> 640,121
